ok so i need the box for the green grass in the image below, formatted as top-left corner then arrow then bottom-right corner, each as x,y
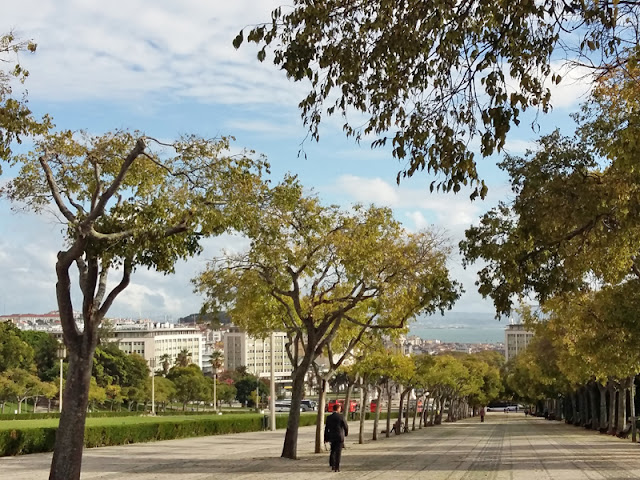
0,412 -> 317,431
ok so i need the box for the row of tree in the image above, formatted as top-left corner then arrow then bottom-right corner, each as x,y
4,1 -> 638,475
460,57 -> 640,437
325,349 -> 504,449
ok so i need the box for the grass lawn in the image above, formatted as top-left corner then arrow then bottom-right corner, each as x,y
0,413 -> 256,431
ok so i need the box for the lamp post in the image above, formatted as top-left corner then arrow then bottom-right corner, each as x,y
148,358 -> 156,415
270,332 -> 276,431
57,342 -> 66,413
213,371 -> 217,412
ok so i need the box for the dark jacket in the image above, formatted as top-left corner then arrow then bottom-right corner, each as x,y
324,411 -> 349,443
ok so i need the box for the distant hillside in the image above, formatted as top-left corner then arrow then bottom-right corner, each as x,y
177,312 -> 231,326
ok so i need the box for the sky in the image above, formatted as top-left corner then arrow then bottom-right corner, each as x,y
0,1 -> 593,321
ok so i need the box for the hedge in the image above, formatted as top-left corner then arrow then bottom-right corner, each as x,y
0,413 -> 319,456
0,410 -> 252,421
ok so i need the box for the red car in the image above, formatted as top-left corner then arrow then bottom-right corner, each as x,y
326,399 -> 358,413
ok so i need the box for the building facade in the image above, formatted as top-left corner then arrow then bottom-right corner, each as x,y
110,323 -> 204,369
504,323 -> 534,362
223,326 -> 292,380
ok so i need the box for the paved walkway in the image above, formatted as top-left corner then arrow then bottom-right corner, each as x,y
3,412 -> 640,479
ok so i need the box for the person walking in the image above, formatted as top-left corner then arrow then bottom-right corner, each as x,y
324,403 -> 349,472
480,407 -> 485,423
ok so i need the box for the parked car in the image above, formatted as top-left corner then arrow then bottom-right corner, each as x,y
301,399 -> 317,411
326,399 -> 358,413
274,401 -> 303,412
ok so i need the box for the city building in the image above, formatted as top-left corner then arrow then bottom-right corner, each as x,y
109,322 -> 204,369
223,326 -> 292,381
504,323 -> 534,362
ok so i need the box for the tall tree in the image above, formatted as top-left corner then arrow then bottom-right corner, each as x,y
175,349 -> 193,368
235,1 -> 639,198
2,130 -> 272,480
460,57 -> 640,316
0,32 -> 51,166
0,322 -> 34,372
194,189 -> 460,459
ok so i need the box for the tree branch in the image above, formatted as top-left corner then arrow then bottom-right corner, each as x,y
39,155 -> 76,223
86,138 -> 146,223
97,258 -> 132,319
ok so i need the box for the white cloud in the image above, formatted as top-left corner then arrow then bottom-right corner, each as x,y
2,0 -> 306,106
332,174 -> 487,230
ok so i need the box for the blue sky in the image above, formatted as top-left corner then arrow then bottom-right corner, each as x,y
1,1 -> 593,320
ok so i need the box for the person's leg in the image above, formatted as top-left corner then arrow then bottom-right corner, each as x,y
330,442 -> 339,470
334,442 -> 342,471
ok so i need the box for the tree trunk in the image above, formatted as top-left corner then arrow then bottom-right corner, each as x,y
429,396 -> 437,426
314,378 -> 328,454
359,384 -> 368,444
617,380 -> 627,434
412,393 -> 420,430
373,386 -> 382,441
281,367 -> 307,459
597,383 -> 607,432
344,377 -> 356,424
608,381 -> 617,434
396,388 -> 406,434
629,375 -> 636,440
589,383 -> 599,430
570,393 -> 578,425
49,343 -> 96,480
404,389 -> 410,431
386,384 -> 393,438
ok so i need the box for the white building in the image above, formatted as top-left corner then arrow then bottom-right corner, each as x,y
504,323 -> 534,362
223,326 -> 292,380
110,323 -> 204,369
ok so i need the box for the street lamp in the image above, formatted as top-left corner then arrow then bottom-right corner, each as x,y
57,342 -> 66,413
213,371 -> 217,413
148,358 -> 156,415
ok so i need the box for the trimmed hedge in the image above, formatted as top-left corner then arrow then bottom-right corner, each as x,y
0,413 -> 319,456
0,410 -> 244,421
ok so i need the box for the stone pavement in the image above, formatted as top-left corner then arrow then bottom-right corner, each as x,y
3,412 -> 640,479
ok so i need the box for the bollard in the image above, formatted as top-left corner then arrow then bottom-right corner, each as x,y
632,416 -> 637,443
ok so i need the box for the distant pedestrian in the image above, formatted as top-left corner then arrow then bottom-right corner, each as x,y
480,407 -> 485,423
325,403 -> 349,472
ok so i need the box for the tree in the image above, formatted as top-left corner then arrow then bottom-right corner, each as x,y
194,189 -> 460,459
216,382 -> 236,407
0,322 -> 34,372
0,32 -> 51,167
159,353 -> 172,376
460,58 -> 640,316
88,377 -> 106,411
2,130 -> 272,480
0,374 -> 18,413
234,375 -> 268,408
5,368 -> 45,413
19,331 -> 58,381
175,349 -> 193,367
167,365 -> 209,411
209,350 -> 224,375
105,384 -> 123,411
152,376 -> 176,412
235,1 -> 639,199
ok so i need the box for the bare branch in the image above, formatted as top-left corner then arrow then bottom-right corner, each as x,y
87,138 -> 146,223
39,155 -> 76,223
97,258 -> 132,319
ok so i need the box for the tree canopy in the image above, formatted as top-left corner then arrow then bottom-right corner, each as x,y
235,1 -> 639,198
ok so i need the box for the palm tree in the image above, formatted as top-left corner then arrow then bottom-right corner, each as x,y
175,349 -> 192,367
210,351 -> 224,374
159,354 -> 171,376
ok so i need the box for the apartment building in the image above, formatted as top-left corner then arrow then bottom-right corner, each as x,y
223,326 -> 292,379
111,323 -> 204,369
504,323 -> 534,362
